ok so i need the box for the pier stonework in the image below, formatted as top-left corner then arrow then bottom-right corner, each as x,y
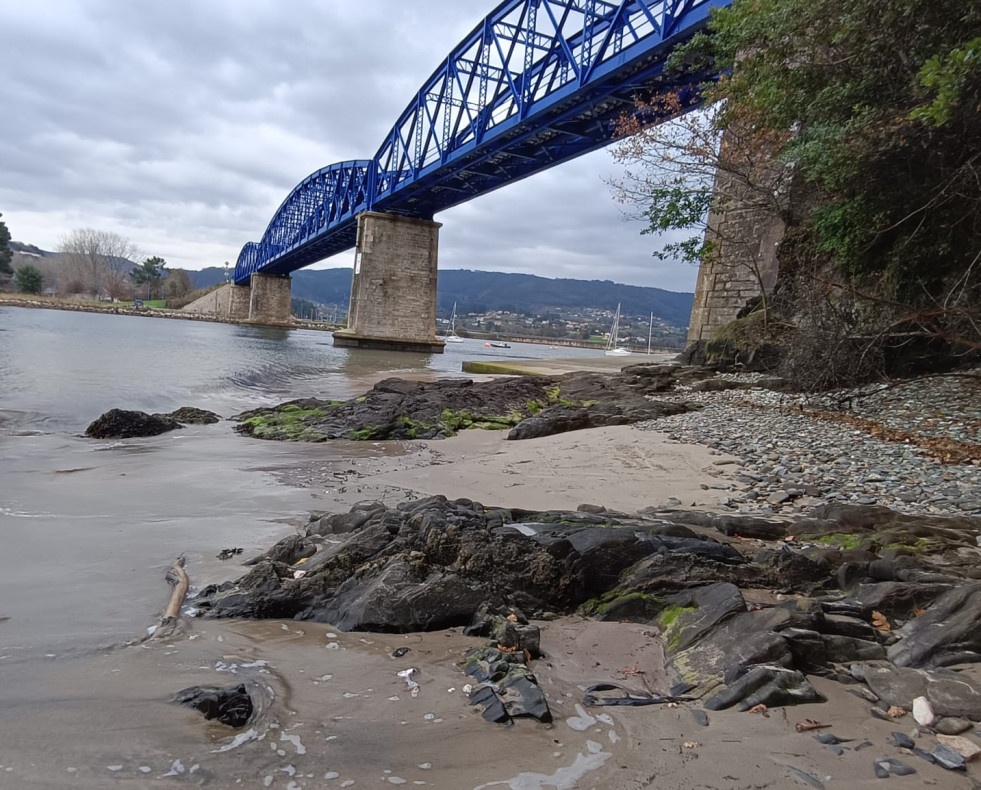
687,129 -> 786,343
227,283 -> 252,321
333,212 -> 445,353
248,273 -> 292,325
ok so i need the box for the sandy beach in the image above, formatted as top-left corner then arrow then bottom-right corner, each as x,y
275,424 -> 739,514
3,413 -> 977,789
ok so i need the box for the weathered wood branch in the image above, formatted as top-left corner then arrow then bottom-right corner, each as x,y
162,556 -> 189,621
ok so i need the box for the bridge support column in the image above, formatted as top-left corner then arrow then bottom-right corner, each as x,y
247,273 -> 292,325
333,211 -> 445,353
227,283 -> 252,321
687,129 -> 785,343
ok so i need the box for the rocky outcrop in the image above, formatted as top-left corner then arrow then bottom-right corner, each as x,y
85,409 -> 181,439
84,406 -> 221,438
231,368 -> 707,443
171,684 -> 255,728
192,498 -> 981,716
167,407 -> 221,425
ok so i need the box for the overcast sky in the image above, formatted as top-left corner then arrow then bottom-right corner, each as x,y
0,0 -> 697,293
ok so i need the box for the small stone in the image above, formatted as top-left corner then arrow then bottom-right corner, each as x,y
891,732 -> 915,749
930,743 -> 967,771
936,734 -> 981,762
912,696 -> 936,727
768,491 -> 791,504
935,718 -> 972,736
874,756 -> 916,776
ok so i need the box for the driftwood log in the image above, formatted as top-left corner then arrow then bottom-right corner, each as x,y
162,556 -> 189,620
131,557 -> 191,644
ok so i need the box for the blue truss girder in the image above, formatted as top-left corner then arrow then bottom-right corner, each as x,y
235,0 -> 731,283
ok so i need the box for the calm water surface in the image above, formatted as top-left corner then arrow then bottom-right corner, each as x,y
0,307 -> 601,433
0,307 -> 615,788
0,306 -> 604,655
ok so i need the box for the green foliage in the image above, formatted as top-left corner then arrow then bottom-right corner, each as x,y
654,0 -> 981,327
130,256 -> 167,300
912,37 -> 981,125
641,184 -> 715,265
0,212 -> 12,276
15,264 -> 44,294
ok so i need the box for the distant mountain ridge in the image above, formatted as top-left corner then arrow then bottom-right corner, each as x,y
190,267 -> 694,326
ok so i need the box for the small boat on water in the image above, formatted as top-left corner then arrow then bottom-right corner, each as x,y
605,303 -> 632,356
485,342 -> 510,349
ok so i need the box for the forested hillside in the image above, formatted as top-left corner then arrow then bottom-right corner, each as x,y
190,267 -> 694,326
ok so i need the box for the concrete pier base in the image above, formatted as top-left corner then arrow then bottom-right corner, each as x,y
248,273 -> 292,325
228,284 -> 252,321
332,211 -> 445,353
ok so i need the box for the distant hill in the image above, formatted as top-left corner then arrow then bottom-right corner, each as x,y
191,267 -> 694,326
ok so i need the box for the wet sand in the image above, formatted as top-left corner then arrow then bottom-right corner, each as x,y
276,425 -> 739,514
1,421 -> 977,788
2,615 -> 968,789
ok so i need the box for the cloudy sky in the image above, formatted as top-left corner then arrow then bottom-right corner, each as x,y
0,0 -> 697,293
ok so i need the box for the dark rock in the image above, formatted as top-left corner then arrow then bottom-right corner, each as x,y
820,635 -> 886,663
492,619 -> 542,659
861,662 -> 928,708
659,582 -> 747,654
307,503 -> 388,536
816,733 -> 852,745
816,614 -> 879,642
853,582 -> 954,620
165,407 -> 220,425
705,665 -> 825,711
836,562 -> 870,592
499,674 -> 551,722
874,757 -> 916,777
506,399 -> 694,441
889,584 -> 981,668
669,511 -> 788,541
312,562 -> 486,632
244,534 -> 317,567
891,732 -> 916,749
692,709 -> 709,727
469,685 -> 511,724
233,371 -> 700,443
930,744 -> 967,771
936,718 -> 973,736
507,406 -> 591,440
85,408 -> 181,439
171,684 -> 254,728
672,610 -> 797,702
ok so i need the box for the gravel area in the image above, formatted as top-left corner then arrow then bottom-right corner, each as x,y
644,368 -> 981,517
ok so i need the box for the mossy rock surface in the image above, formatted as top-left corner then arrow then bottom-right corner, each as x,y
230,369 -> 702,443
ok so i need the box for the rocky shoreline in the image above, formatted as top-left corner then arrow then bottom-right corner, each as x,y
78,359 -> 981,786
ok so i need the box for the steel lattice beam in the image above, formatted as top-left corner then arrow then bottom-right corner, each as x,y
235,0 -> 731,283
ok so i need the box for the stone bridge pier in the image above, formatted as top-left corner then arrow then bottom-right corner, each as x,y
225,273 -> 292,325
333,211 -> 445,353
687,128 -> 787,344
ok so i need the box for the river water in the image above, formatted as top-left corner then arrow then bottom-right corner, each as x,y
0,306 -> 602,652
0,306 -> 618,789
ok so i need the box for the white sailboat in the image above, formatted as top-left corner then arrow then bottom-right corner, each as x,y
604,303 -> 632,356
445,302 -> 464,343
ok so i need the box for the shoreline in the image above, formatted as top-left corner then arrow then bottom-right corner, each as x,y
1,359 -> 980,788
0,294 -> 338,332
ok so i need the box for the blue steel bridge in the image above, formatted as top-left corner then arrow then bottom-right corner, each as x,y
234,0 -> 730,286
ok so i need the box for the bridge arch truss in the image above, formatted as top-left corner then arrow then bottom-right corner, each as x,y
235,0 -> 727,284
